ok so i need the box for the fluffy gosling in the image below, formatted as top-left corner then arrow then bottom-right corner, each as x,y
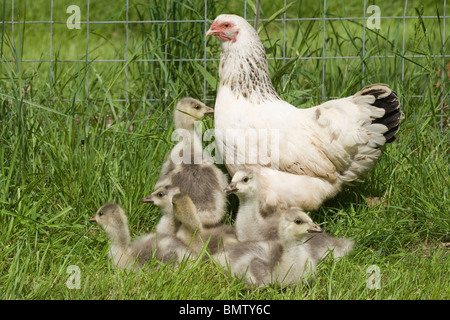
214,208 -> 353,287
90,203 -> 192,270
225,170 -> 279,241
142,184 -> 181,236
154,97 -> 229,228
171,192 -> 237,256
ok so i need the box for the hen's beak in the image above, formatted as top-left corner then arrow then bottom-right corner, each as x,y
307,223 -> 323,233
224,183 -> 237,194
89,215 -> 97,223
206,22 -> 218,37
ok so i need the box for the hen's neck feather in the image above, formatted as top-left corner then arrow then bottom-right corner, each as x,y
219,36 -> 281,104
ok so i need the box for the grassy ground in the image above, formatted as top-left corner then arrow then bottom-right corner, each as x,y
0,0 -> 449,300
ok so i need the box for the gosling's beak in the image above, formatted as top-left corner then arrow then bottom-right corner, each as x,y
307,223 -> 323,233
89,215 -> 97,223
141,195 -> 154,204
205,106 -> 214,115
224,183 -> 237,194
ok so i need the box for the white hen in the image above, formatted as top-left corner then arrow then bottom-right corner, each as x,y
207,14 -> 403,213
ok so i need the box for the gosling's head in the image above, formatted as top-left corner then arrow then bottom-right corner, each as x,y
279,208 -> 322,243
89,203 -> 128,235
173,97 -> 214,130
141,185 -> 181,209
224,170 -> 257,197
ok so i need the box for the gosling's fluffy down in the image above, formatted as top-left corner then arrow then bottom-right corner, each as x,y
171,192 -> 238,256
143,185 -> 236,256
90,203 -> 192,270
154,97 -> 229,228
225,170 -> 279,241
275,208 -> 354,285
142,185 -> 181,236
226,170 -> 354,263
214,208 -> 353,287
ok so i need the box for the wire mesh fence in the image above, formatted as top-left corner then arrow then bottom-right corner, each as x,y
1,0 -> 449,128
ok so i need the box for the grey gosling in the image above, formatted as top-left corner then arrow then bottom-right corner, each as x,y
154,97 -> 229,228
90,203 -> 192,270
274,208 -> 354,285
214,208 -> 353,287
226,170 -> 355,262
142,184 -> 181,235
225,170 -> 279,241
171,192 -> 238,256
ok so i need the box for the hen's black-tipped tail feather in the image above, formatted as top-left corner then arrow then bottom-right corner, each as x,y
359,84 -> 404,143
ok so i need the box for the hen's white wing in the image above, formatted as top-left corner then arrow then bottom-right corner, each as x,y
277,94 -> 390,183
214,87 -> 339,181
215,85 -> 399,184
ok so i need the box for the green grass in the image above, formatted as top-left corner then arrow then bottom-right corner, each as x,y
0,0 -> 449,300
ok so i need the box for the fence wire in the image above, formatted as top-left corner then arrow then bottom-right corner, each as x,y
2,0 -> 449,128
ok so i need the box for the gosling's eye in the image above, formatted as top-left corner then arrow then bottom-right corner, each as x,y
194,105 -> 201,110
157,192 -> 165,197
294,219 -> 303,225
98,211 -> 104,216
242,177 -> 249,183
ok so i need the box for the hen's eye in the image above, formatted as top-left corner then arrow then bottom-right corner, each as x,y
224,23 -> 230,28
243,177 -> 249,183
157,192 -> 165,197
294,219 -> 303,225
